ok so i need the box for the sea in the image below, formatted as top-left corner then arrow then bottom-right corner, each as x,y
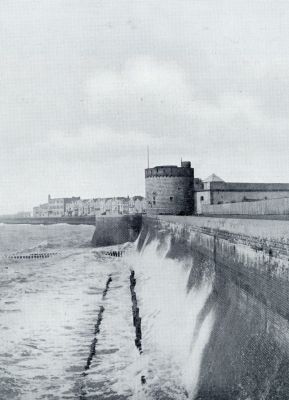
0,223 -> 214,400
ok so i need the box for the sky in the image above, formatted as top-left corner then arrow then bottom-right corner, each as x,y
1,0 -> 289,213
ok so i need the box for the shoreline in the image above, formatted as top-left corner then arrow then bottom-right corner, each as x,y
0,216 -> 96,225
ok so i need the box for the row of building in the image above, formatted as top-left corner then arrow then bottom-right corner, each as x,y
33,195 -> 146,218
145,161 -> 289,215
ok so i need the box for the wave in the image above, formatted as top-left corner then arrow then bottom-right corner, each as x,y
124,235 -> 215,399
0,224 -> 95,254
25,240 -> 48,252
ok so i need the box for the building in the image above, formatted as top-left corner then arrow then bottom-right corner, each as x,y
33,203 -> 49,217
33,195 -> 80,217
131,196 -> 146,214
195,174 -> 289,214
145,161 -> 195,215
34,194 -> 146,218
47,195 -> 81,217
144,160 -> 289,216
97,196 -> 145,216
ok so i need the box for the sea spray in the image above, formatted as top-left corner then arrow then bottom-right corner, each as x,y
1,222 -> 216,399
124,236 -> 215,399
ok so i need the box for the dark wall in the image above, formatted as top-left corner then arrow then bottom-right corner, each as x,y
138,216 -> 289,399
91,214 -> 142,247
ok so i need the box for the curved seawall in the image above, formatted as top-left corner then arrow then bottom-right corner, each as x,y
92,215 -> 142,247
137,216 -> 289,399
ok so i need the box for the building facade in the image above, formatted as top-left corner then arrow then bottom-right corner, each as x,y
33,195 -> 80,217
145,161 -> 195,215
33,195 -> 146,217
33,203 -> 49,217
195,174 -> 289,214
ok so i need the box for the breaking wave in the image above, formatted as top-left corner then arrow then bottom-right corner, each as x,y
124,235 -> 216,399
1,223 -> 215,399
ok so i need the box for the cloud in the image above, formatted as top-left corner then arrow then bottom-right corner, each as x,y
85,55 -> 286,152
1,0 -> 289,213
47,126 -> 155,161
86,56 -> 197,142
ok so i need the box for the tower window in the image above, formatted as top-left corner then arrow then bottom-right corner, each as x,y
200,196 -> 204,201
170,196 -> 173,201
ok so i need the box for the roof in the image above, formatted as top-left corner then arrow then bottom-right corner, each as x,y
203,173 -> 224,183
132,195 -> 145,201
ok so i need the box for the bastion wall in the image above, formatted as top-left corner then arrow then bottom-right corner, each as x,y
137,215 -> 289,399
91,212 -> 289,397
91,215 -> 142,247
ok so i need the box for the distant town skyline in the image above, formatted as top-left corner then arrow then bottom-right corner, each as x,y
1,1 -> 289,214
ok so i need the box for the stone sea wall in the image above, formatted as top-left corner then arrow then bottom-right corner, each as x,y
91,215 -> 142,247
138,215 -> 289,399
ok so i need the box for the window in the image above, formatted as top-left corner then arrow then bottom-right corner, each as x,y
200,196 -> 204,201
170,196 -> 173,202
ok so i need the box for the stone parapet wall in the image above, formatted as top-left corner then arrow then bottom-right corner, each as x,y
145,166 -> 194,178
201,196 -> 289,215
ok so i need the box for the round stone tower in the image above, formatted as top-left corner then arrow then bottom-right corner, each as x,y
145,161 -> 194,215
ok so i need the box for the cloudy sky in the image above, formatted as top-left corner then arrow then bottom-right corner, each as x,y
1,0 -> 289,213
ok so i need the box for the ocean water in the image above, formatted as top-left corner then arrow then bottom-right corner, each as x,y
0,224 -> 214,400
